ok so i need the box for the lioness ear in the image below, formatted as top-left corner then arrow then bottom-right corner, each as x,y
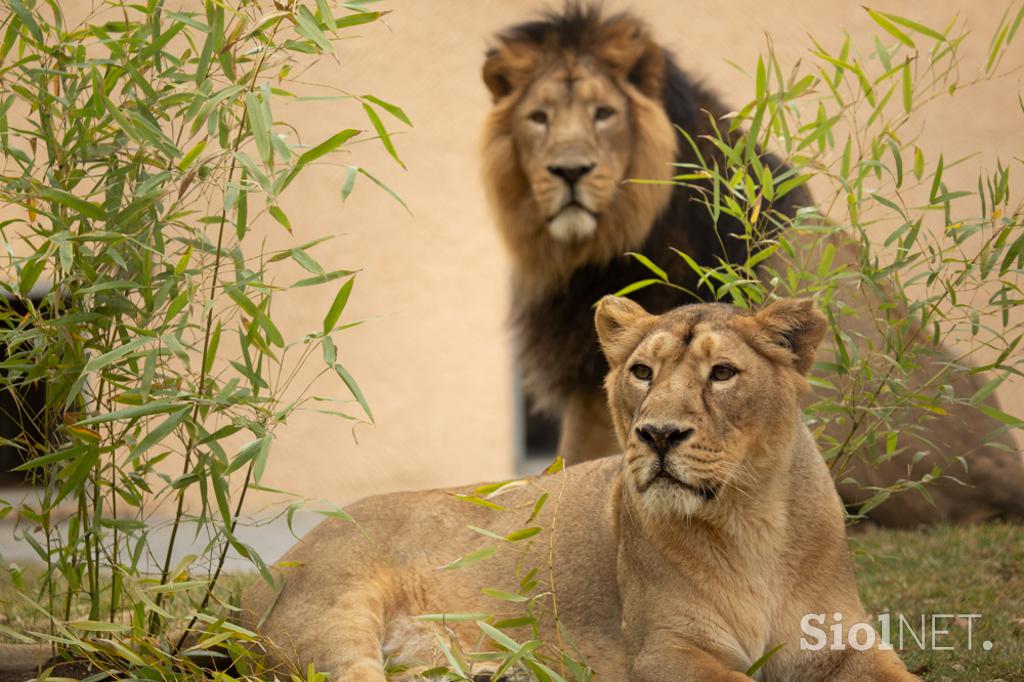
752,298 -> 827,375
595,295 -> 652,366
596,17 -> 665,98
483,44 -> 539,102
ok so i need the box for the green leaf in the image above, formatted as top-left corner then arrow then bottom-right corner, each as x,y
294,5 -> 332,52
627,252 -> 668,281
204,321 -> 222,375
78,400 -> 183,425
178,139 -> 207,170
226,285 -> 285,347
476,621 -> 521,651
505,527 -> 542,542
68,620 -> 133,633
8,0 -> 43,43
362,102 -> 404,168
291,248 -> 324,275
865,7 -> 915,48
323,276 -> 355,333
297,128 -> 360,167
334,11 -> 380,30
441,546 -> 496,571
900,59 -> 912,113
357,167 -> 409,213
84,337 -> 152,373
341,165 -> 358,200
36,186 -> 105,220
746,643 -> 785,676
928,153 -> 944,203
362,95 -> 411,126
481,587 -> 530,603
246,92 -> 272,165
294,268 -> 355,288
334,362 -> 373,422
268,205 -> 291,231
128,408 -> 190,461
611,278 -> 661,297
17,258 -> 45,297
875,11 -> 946,40
977,405 -> 1024,429
236,187 -> 249,239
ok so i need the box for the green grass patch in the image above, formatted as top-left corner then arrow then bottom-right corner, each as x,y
853,522 -> 1024,681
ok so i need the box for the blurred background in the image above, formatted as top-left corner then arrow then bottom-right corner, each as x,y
2,0 -> 1022,535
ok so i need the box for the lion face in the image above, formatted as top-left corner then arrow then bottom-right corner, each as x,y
481,9 -> 678,292
595,296 -> 826,519
503,60 -> 635,242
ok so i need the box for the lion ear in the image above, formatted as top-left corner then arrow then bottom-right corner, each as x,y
595,295 -> 652,366
752,298 -> 827,375
482,44 -> 539,102
596,18 -> 665,98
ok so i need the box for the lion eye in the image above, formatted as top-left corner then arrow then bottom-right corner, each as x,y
527,110 -> 548,125
594,105 -> 616,122
709,364 -> 738,382
630,364 -> 653,381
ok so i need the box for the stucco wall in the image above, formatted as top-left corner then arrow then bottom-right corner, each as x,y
245,0 -> 1022,514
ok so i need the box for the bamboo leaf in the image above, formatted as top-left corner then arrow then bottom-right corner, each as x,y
627,252 -> 668,281
865,7 -> 915,48
334,362 -> 373,422
297,128 -> 360,167
362,95 -> 412,126
36,186 -> 105,220
323,276 -> 355,333
362,102 -> 404,168
441,546 -> 496,571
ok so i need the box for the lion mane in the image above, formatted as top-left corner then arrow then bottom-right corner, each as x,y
480,5 -> 807,416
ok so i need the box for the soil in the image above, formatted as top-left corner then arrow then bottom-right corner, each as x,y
0,659 -> 96,682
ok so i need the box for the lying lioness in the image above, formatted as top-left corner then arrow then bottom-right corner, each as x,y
243,298 -> 917,681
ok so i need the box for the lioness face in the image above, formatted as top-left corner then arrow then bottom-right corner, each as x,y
595,297 -> 826,519
509,61 -> 633,242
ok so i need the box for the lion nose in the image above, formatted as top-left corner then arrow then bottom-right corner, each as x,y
547,163 -> 594,186
636,424 -> 694,457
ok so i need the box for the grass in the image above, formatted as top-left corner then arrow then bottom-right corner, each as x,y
2,523 -> 1022,681
852,521 -> 1024,681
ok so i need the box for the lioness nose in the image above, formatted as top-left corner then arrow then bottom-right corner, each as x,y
547,163 -> 594,185
636,424 -> 694,456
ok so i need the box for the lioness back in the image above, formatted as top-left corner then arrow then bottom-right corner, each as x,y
243,457 -> 627,678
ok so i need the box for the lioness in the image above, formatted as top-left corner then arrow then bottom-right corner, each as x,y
242,298 -> 917,681
479,4 -> 1023,526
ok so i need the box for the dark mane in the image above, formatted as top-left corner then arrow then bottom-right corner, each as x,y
492,3 -> 615,53
508,6 -> 810,411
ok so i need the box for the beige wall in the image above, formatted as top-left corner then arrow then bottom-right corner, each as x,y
248,0 -> 1023,512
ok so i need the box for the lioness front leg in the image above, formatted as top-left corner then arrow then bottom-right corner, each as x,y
629,640 -> 752,682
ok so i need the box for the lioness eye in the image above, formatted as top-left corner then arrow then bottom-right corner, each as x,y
630,364 -> 653,381
527,110 -> 548,125
709,364 -> 738,382
594,105 -> 616,121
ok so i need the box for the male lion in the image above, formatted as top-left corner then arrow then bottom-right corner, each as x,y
479,4 -> 1023,526
240,298 -> 917,681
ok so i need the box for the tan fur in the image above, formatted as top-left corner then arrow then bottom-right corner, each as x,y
241,300 -> 918,681
480,17 -> 676,303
